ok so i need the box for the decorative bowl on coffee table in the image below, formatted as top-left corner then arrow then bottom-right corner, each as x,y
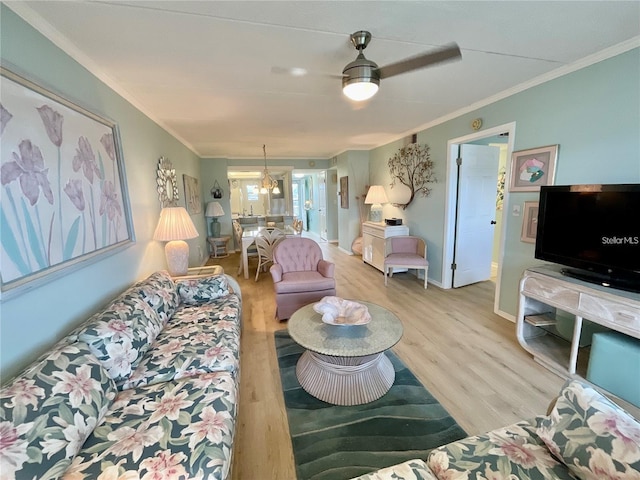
313,296 -> 371,326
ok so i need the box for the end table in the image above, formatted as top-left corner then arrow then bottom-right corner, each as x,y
207,235 -> 231,258
171,265 -> 224,280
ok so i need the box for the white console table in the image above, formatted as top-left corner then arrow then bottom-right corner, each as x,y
516,265 -> 640,380
362,221 -> 409,272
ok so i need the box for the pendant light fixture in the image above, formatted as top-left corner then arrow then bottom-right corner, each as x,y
260,144 -> 280,195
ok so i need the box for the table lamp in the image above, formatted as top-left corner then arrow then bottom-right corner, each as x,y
205,201 -> 225,237
153,206 -> 199,276
364,185 -> 388,223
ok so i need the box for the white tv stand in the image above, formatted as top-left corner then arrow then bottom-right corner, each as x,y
516,265 -> 640,379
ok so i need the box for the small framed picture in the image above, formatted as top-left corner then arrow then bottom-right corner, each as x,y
340,176 -> 349,209
509,145 -> 558,192
521,201 -> 539,243
183,174 -> 202,214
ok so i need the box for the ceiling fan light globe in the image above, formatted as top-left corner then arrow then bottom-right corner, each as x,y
343,81 -> 379,101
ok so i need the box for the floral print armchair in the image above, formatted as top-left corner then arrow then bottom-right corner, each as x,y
0,270 -> 242,480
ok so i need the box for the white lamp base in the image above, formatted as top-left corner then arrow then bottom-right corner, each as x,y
165,240 -> 189,276
369,204 -> 383,223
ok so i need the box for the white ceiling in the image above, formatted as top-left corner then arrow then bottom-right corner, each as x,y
8,1 -> 640,159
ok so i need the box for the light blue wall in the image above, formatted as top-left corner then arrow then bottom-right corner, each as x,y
368,48 -> 640,316
337,150 -> 370,252
326,169 -> 339,242
0,6 -> 206,378
199,158 -> 232,240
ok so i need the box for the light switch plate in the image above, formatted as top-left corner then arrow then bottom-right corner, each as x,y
512,205 -> 521,216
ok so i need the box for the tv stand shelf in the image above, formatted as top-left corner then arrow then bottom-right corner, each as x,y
517,265 -> 640,380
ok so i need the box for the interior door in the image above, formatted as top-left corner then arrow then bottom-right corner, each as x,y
453,144 -> 500,287
318,172 -> 327,240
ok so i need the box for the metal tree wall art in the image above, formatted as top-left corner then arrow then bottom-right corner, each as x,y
388,143 -> 436,209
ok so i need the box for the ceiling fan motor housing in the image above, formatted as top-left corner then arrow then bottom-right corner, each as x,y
342,52 -> 380,88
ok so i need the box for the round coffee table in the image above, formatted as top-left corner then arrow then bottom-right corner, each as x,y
287,301 -> 403,406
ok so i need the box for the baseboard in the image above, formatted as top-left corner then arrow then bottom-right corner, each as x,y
338,246 -> 354,255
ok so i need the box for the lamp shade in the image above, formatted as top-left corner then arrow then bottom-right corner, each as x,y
205,201 -> 225,218
153,207 -> 198,241
364,185 -> 389,205
153,207 -> 198,276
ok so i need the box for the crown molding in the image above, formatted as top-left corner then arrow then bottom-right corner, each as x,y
5,2 -> 200,157
389,36 -> 640,146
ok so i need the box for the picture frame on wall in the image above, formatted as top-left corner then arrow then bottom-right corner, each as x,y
340,176 -> 349,209
0,67 -> 135,300
521,201 -> 539,243
509,144 -> 558,192
183,174 -> 202,214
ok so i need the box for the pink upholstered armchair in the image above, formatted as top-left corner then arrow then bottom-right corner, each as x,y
384,235 -> 429,289
270,237 -> 336,321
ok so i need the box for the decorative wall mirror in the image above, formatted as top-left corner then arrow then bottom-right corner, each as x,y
156,157 -> 179,207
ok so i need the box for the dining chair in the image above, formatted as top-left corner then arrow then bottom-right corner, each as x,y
232,220 -> 258,275
254,228 -> 286,281
383,235 -> 429,288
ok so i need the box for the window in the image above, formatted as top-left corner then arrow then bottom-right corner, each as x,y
292,182 -> 300,218
246,184 -> 259,201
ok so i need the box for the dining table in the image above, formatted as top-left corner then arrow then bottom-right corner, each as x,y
239,225 -> 296,279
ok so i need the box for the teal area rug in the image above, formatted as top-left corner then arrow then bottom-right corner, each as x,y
275,330 -> 466,480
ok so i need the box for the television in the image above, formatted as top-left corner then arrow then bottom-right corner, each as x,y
535,184 -> 640,293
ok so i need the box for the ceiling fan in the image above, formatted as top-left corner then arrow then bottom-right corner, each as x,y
341,31 -> 461,101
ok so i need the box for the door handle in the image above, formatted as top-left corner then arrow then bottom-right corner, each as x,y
490,220 -> 497,225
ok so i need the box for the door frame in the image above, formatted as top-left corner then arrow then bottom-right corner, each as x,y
441,122 -> 516,316
318,171 -> 327,240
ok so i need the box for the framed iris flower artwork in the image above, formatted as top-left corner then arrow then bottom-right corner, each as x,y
509,145 -> 558,192
0,67 -> 134,299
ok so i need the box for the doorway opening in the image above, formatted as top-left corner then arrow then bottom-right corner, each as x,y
442,122 -> 516,317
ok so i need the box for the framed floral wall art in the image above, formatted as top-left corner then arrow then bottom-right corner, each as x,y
509,145 -> 558,192
0,67 -> 134,299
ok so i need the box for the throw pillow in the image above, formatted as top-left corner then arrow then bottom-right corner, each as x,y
78,297 -> 162,382
176,274 -> 232,305
536,380 -> 640,480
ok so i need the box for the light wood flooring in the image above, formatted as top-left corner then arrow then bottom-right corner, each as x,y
209,243 -> 566,480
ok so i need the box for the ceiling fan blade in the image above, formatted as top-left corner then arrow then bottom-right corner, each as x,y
377,43 -> 461,80
271,66 -> 344,79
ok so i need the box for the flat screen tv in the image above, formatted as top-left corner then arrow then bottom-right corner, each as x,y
535,184 -> 640,293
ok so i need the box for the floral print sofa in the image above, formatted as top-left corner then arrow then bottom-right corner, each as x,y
352,379 -> 640,480
0,270 -> 242,480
